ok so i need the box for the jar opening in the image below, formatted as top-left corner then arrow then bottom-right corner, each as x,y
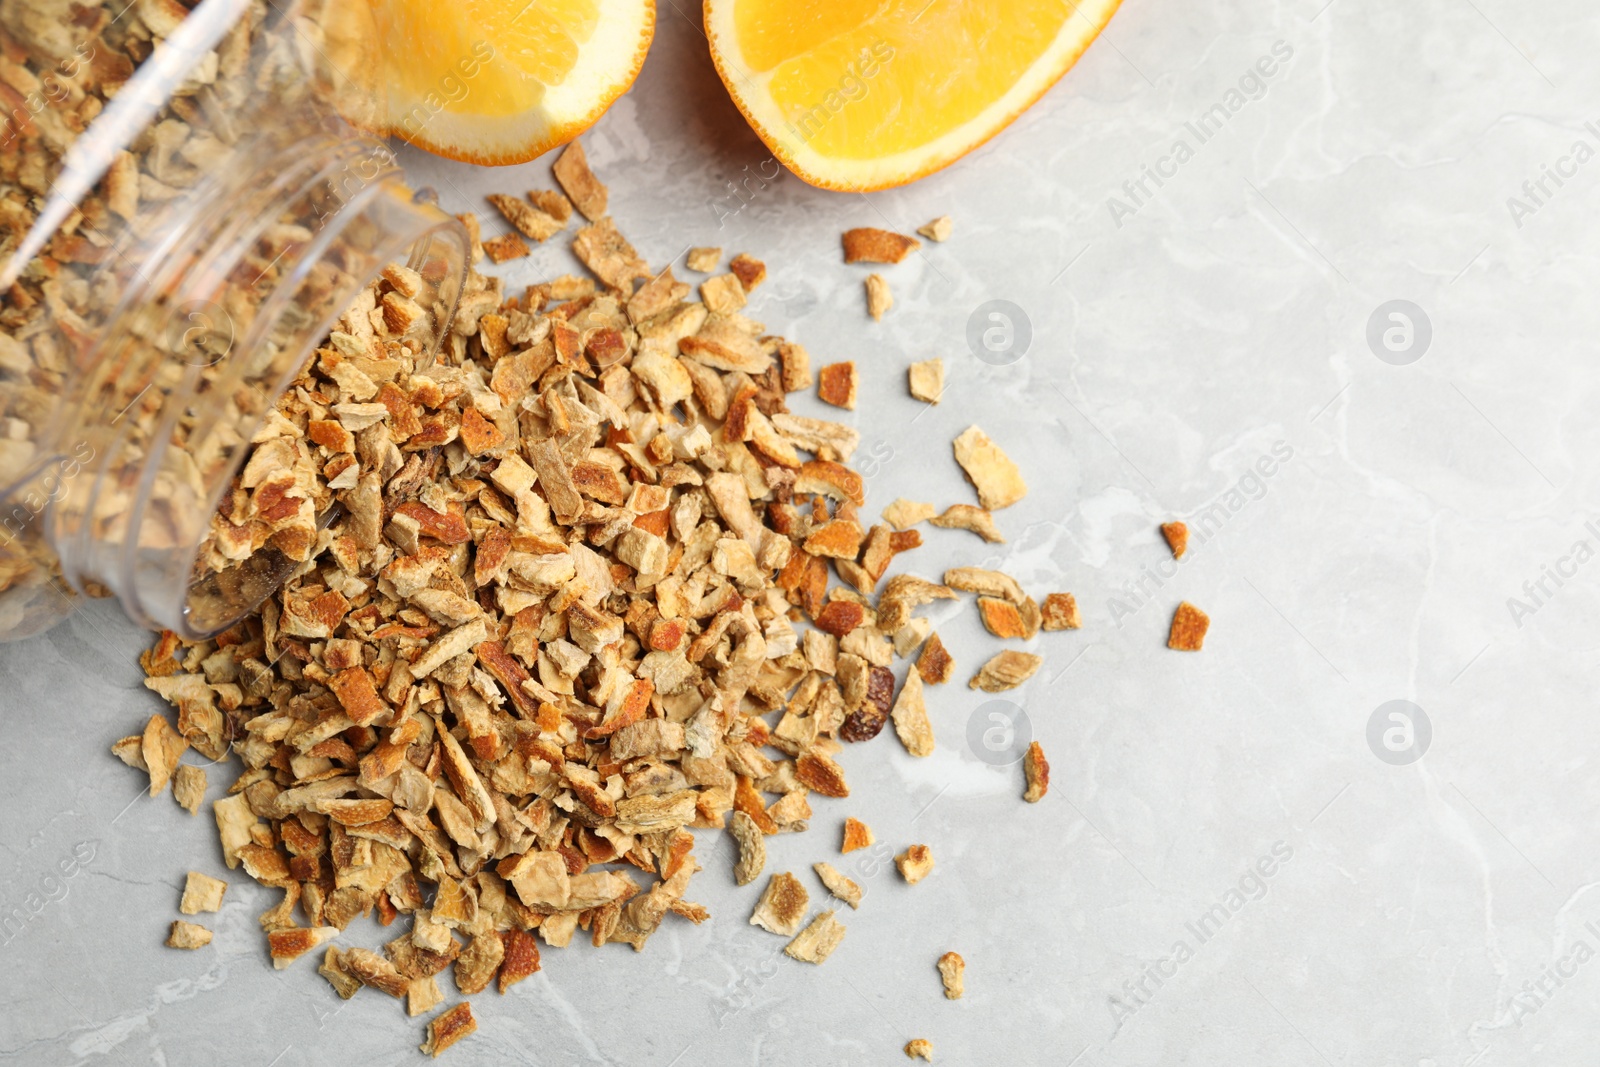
46,154 -> 468,640
172,181 -> 470,639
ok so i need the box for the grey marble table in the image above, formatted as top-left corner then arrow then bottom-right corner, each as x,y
5,0 -> 1598,1063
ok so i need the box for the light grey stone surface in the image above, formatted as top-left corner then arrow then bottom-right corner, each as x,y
3,1 -> 1597,1064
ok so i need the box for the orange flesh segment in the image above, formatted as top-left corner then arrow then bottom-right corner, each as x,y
375,0 -> 602,117
735,0 -> 1073,159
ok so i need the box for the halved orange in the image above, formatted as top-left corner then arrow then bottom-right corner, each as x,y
325,0 -> 656,166
704,0 -> 1121,191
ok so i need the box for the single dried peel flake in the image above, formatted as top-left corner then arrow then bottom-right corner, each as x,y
1168,601 -> 1210,651
842,227 -> 921,264
784,909 -> 847,964
937,951 -> 965,998
883,499 -> 937,530
270,926 -> 340,969
813,862 -> 862,908
943,567 -> 1026,606
180,871 -> 227,915
952,426 -> 1028,510
890,668 -> 934,757
1040,593 -> 1081,631
896,844 -> 934,884
173,764 -> 207,815
751,872 -> 810,936
969,650 -> 1042,692
907,358 -> 944,403
977,597 -> 1028,640
421,1002 -> 477,1057
1023,741 -> 1050,803
929,504 -> 1001,543
916,633 -> 954,685
818,362 -> 859,409
686,246 -> 722,272
166,920 -> 212,950
552,140 -> 608,221
1161,521 -> 1188,559
841,817 -> 876,854
730,811 -> 768,887
408,977 -> 445,1018
866,274 -> 893,321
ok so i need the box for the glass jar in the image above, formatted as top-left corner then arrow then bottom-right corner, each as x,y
0,0 -> 469,641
